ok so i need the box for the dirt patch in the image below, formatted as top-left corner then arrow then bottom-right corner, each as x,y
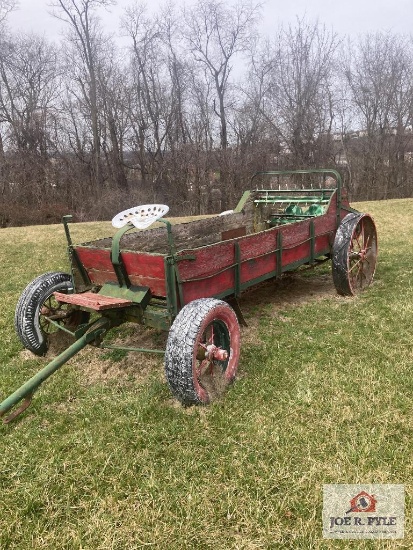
19,349 -> 37,361
79,325 -> 167,387
238,271 -> 336,347
17,323 -> 167,388
240,271 -> 336,319
45,331 -> 79,357
81,350 -> 164,387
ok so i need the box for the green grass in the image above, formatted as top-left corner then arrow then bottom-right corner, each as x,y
0,202 -> 412,549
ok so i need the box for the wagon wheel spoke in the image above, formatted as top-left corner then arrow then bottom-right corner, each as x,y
350,230 -> 373,290
349,255 -> 370,274
40,296 -> 72,334
196,324 -> 220,379
40,297 -> 59,333
357,264 -> 366,288
356,219 -> 366,250
40,317 -> 53,334
207,324 -> 214,345
195,359 -> 213,378
350,265 -> 364,289
194,319 -> 232,393
198,324 -> 215,350
358,232 -> 370,253
351,267 -> 365,289
362,236 -> 373,268
365,248 -> 374,264
349,250 -> 367,283
349,257 -> 363,272
353,223 -> 362,250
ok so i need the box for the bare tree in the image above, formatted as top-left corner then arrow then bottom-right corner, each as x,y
0,0 -> 16,25
123,3 -> 165,191
262,18 -> 339,168
0,35 -> 59,153
344,32 -> 413,198
51,0 -> 115,193
183,0 -> 261,150
123,2 -> 195,205
0,33 -> 61,216
234,39 -> 274,152
97,50 -> 129,190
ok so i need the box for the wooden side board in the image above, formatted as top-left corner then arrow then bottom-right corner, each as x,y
73,189 -> 349,302
75,248 -> 167,296
176,199 -> 339,303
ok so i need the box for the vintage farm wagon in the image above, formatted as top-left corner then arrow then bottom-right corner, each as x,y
0,169 -> 377,422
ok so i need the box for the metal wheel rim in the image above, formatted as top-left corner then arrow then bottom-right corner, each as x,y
193,316 -> 234,403
348,216 -> 377,294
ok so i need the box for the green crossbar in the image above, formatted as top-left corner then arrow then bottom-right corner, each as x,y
254,198 -> 330,204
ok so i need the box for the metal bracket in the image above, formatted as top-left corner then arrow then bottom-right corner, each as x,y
2,393 -> 34,424
111,223 -> 134,287
226,297 -> 248,327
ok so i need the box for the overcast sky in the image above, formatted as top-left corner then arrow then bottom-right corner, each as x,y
7,0 -> 413,44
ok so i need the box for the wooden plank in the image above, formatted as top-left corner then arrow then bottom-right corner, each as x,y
182,270 -> 235,303
221,226 -> 246,240
75,247 -> 113,272
85,270 -> 167,297
75,248 -> 165,278
121,251 -> 165,278
178,242 -> 236,280
54,291 -> 133,311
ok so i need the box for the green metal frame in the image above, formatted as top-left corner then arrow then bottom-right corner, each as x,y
63,215 -> 91,290
249,169 -> 344,229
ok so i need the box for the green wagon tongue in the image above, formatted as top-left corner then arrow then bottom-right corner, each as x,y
0,318 -> 111,424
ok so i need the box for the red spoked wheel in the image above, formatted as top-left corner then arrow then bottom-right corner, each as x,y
165,298 -> 241,405
332,212 -> 378,296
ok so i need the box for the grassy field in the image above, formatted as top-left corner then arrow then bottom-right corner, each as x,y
0,200 -> 412,549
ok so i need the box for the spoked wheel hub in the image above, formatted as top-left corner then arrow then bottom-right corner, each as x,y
204,344 -> 229,362
39,295 -> 84,334
196,324 -> 230,379
40,301 -> 75,322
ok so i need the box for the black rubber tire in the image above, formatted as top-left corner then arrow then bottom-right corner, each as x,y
165,298 -> 241,405
14,272 -> 88,356
332,212 -> 378,296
